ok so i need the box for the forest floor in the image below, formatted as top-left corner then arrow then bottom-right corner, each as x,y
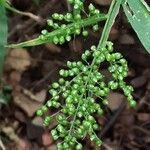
0,0 -> 150,150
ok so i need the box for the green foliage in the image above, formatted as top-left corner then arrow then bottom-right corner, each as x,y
35,0 -> 136,149
7,1 -> 107,48
37,41 -> 136,150
122,0 -> 150,53
0,0 -> 7,78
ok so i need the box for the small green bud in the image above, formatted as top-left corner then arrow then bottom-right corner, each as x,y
88,4 -> 95,12
96,139 -> 102,146
52,82 -> 59,89
129,100 -> 137,108
59,36 -> 65,44
36,109 -> 43,116
93,25 -> 99,32
52,13 -> 59,19
58,78 -> 65,85
76,143 -> 83,150
75,28 -> 81,35
82,30 -> 88,37
47,19 -> 53,26
75,14 -> 81,20
41,29 -> 48,35
53,36 -> 59,44
66,35 -> 71,41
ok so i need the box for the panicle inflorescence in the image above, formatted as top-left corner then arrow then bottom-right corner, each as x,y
39,0 -> 104,45
37,41 -> 136,150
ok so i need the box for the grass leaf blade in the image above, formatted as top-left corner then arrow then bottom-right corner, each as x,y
0,3 -> 7,77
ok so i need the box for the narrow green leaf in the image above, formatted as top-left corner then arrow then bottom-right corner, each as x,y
0,2 -> 7,77
122,0 -> 150,53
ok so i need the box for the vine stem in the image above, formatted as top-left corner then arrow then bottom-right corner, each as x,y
97,0 -> 123,49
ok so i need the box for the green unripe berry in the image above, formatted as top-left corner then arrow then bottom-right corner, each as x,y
41,29 -> 48,35
67,61 -> 72,68
58,78 -> 65,85
91,45 -> 97,51
102,99 -> 108,105
47,100 -> 52,107
94,9 -> 100,15
84,50 -> 91,57
49,89 -> 57,96
88,4 -> 95,12
107,41 -> 113,51
108,81 -> 118,90
58,14 -> 64,20
53,23 -> 59,29
52,82 -> 59,89
47,19 -> 53,26
42,106 -> 48,112
81,54 -> 87,60
57,143 -> 63,150
82,30 -> 89,37
52,13 -> 59,19
36,109 -> 43,116
93,25 -> 99,32
53,36 -> 59,44
76,143 -> 83,150
129,100 -> 137,108
44,116 -> 51,126
90,134 -> 96,141
75,14 -> 81,20
75,28 -> 81,35
59,36 -> 65,44
93,124 -> 99,130
96,139 -> 102,146
63,142 -> 69,149
61,24 -> 67,29
77,111 -> 83,118
66,35 -> 71,41
97,108 -> 103,115
59,69 -> 65,76
65,13 -> 72,20
83,121 -> 91,129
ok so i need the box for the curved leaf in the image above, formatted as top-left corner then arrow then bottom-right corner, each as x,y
122,0 -> 150,53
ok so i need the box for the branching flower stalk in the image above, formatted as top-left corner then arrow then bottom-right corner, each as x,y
8,0 -> 137,149
7,0 -> 107,48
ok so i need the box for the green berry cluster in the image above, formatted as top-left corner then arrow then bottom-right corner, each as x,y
36,41 -> 136,150
39,0 -> 104,44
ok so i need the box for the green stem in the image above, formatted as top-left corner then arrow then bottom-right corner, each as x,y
97,0 -> 123,49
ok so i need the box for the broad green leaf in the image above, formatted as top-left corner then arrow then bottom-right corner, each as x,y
122,0 -> 150,53
0,1 -> 7,77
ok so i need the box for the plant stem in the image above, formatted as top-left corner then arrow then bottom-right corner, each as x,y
97,0 -> 123,49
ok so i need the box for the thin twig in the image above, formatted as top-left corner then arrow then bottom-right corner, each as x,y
103,142 -> 114,150
0,138 -> 6,150
6,5 -> 42,22
100,101 -> 126,138
132,125 -> 150,135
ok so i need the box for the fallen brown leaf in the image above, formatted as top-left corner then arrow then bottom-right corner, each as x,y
6,48 -> 31,72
